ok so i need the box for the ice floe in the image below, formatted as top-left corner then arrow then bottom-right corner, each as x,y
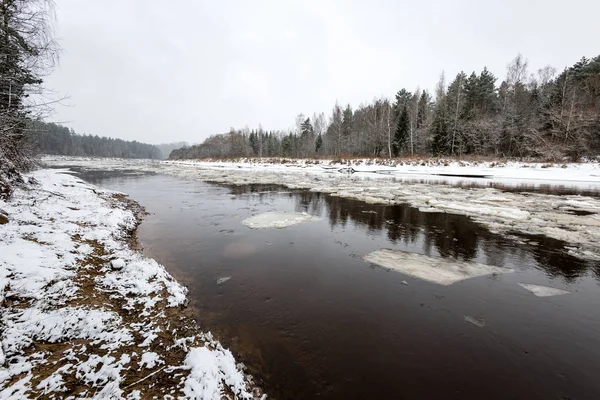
363,249 -> 514,285
242,211 -> 320,229
464,316 -> 486,328
518,283 -> 571,297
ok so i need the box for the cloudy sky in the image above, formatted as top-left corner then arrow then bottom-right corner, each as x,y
46,0 -> 600,145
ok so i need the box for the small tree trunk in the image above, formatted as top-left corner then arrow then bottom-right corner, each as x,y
451,75 -> 462,156
565,91 -> 576,141
409,120 -> 414,156
386,104 -> 392,159
560,72 -> 569,120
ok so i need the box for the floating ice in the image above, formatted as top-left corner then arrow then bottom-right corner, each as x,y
518,283 -> 570,297
216,276 -> 231,285
464,315 -> 486,328
242,211 -> 320,229
363,249 -> 513,285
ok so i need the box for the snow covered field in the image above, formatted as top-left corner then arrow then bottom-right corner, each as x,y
0,170 -> 262,399
43,156 -> 600,262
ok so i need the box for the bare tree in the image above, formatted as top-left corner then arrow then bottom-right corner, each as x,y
1,0 -> 59,198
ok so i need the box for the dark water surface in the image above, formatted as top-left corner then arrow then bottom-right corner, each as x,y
80,170 -> 600,400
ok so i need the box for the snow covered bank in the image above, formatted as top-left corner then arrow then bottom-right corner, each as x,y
42,156 -> 600,261
0,170 -> 263,399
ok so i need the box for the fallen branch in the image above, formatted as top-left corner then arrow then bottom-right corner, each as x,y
125,365 -> 167,389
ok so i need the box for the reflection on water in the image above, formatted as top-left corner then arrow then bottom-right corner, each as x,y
229,184 -> 599,282
79,171 -> 600,400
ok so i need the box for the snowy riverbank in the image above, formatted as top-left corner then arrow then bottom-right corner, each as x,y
43,156 -> 600,262
0,169 -> 262,399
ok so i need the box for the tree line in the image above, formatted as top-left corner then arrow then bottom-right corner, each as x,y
170,54 -> 600,161
27,120 -> 163,159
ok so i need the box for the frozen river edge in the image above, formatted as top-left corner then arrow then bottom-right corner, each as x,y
43,156 -> 600,262
0,170 -> 264,399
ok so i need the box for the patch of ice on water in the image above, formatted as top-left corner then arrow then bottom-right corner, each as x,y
216,276 -> 231,285
363,249 -> 513,285
242,211 -> 320,229
464,316 -> 486,328
518,283 -> 570,297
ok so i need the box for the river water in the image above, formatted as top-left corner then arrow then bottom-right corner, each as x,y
78,169 -> 600,400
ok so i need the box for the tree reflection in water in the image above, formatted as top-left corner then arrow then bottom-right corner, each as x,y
226,183 -> 599,282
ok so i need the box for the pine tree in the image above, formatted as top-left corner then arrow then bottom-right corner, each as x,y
342,105 -> 353,136
431,108 -> 450,155
393,104 -> 410,156
478,67 -> 498,116
300,118 -> 313,137
315,133 -> 323,153
446,72 -> 466,155
417,91 -> 431,129
248,131 -> 259,155
462,72 -> 480,120
394,89 -> 412,117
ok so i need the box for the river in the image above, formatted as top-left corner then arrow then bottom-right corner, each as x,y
76,168 -> 600,400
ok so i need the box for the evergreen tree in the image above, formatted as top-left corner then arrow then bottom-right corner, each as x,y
248,131 -> 258,155
342,105 -> 353,136
462,72 -> 480,120
393,104 -> 410,156
478,67 -> 498,116
395,89 -> 412,111
300,118 -> 313,137
446,72 -> 466,154
315,133 -> 323,153
416,91 -> 431,129
431,108 -> 450,155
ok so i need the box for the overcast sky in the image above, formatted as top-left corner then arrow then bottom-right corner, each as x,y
46,0 -> 600,145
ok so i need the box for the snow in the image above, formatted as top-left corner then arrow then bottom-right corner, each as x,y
183,345 -> 250,400
0,169 -> 258,398
518,283 -> 571,297
242,211 -> 320,229
111,258 -> 126,270
139,352 -> 162,370
363,249 -> 514,285
41,156 -> 600,261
